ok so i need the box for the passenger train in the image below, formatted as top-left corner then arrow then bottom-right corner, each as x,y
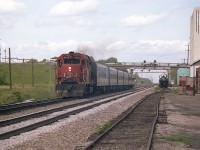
55,52 -> 134,97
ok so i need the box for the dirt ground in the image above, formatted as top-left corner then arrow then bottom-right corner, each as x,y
153,90 -> 200,150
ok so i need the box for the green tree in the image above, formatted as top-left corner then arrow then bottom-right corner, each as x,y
106,57 -> 118,63
41,59 -> 47,62
27,59 -> 38,63
97,57 -> 118,64
97,59 -> 107,64
51,56 -> 58,59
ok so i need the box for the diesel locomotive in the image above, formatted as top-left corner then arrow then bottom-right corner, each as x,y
55,52 -> 134,97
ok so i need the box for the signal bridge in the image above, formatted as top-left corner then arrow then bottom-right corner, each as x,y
106,61 -> 190,83
106,62 -> 189,70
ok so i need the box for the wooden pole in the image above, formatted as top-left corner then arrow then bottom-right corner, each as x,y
23,59 -> 24,88
32,58 -> 34,87
9,48 -> 12,90
49,63 -> 52,84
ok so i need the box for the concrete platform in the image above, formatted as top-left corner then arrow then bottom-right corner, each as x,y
153,90 -> 200,150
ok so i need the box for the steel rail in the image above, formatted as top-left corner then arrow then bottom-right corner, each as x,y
0,98 -> 70,114
0,91 -> 137,140
146,92 -> 163,150
84,91 -> 162,150
0,98 -> 102,127
0,86 -> 153,127
0,90 -> 138,127
0,85 -> 154,114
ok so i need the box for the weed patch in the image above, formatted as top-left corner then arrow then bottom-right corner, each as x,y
6,92 -> 23,104
96,120 -> 111,134
147,112 -> 156,117
157,134 -> 192,144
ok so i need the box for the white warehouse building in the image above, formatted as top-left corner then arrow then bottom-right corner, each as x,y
190,7 -> 200,77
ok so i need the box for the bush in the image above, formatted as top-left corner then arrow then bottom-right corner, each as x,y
0,71 -> 8,85
7,92 -> 23,103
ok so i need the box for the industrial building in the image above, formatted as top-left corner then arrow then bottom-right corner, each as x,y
190,7 -> 200,77
178,7 -> 200,95
189,7 -> 200,94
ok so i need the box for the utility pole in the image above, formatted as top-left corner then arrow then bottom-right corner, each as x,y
32,58 -> 34,87
4,48 -> 6,63
49,63 -> 52,84
9,48 -> 12,90
182,58 -> 186,64
2,48 -> 18,90
186,43 -> 190,65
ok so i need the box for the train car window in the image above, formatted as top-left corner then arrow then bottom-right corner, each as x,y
64,56 -> 80,64
73,56 -> 80,64
58,60 -> 62,67
64,56 -> 71,64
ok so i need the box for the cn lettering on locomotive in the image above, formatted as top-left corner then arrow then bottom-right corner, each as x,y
55,52 -> 134,97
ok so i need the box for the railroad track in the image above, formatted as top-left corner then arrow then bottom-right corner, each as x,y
84,91 -> 163,150
0,86 -> 153,126
0,85 -> 153,115
0,86 -> 153,140
0,98 -> 71,114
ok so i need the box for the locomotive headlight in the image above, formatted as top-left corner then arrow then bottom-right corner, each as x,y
69,67 -> 71,72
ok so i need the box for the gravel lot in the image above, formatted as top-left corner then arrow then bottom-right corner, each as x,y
0,87 -> 155,150
153,90 -> 200,150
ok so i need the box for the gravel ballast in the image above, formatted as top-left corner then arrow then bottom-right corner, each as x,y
0,87 -> 155,150
0,92 -> 132,135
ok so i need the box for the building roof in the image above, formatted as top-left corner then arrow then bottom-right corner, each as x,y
191,59 -> 200,66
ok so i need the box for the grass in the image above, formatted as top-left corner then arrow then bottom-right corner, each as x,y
164,135 -> 192,144
0,63 -> 57,105
0,84 -> 56,105
0,63 -> 55,85
155,134 -> 192,144
96,120 -> 111,134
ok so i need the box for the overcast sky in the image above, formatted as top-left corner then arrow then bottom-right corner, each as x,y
0,0 -> 199,63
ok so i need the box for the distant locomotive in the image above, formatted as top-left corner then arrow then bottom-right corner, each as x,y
55,52 -> 134,97
159,74 -> 169,88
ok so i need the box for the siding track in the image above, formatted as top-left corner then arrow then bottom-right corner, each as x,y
84,92 -> 163,150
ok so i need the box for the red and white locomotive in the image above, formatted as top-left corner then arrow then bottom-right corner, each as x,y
55,51 -> 134,97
